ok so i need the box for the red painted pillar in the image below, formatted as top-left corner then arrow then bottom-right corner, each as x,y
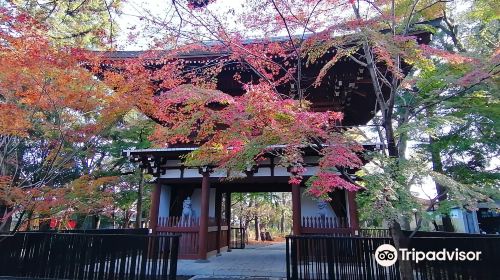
149,181 -> 161,234
198,169 -> 211,261
347,191 -> 360,232
225,192 -> 232,252
215,189 -> 222,255
291,183 -> 301,235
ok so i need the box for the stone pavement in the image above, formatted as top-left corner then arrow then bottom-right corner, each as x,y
178,242 -> 286,279
189,277 -> 283,280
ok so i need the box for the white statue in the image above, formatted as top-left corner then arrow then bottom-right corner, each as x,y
180,197 -> 193,225
317,200 -> 328,218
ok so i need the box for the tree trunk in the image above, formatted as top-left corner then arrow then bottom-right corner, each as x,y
280,193 -> 285,234
95,215 -> 101,229
239,193 -> 244,228
397,107 -> 410,158
352,3 -> 414,277
429,136 -> 455,232
386,109 -> 415,278
391,221 -> 413,280
384,115 -> 399,158
122,211 -> 131,229
112,206 -> 116,229
402,217 -> 411,230
254,199 -> 260,241
10,210 -> 25,233
26,210 -> 33,230
379,68 -> 415,279
0,206 -> 12,232
135,171 -> 144,229
254,216 -> 260,241
427,109 -> 454,232
280,209 -> 285,234
39,214 -> 50,231
360,49 -> 414,278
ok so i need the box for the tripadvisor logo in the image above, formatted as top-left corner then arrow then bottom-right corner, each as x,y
374,244 -> 482,267
375,244 -> 398,267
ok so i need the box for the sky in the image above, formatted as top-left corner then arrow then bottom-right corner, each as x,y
116,0 -> 247,50
115,0 -> 472,51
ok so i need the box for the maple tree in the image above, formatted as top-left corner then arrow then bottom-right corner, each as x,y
11,0 -> 122,47
147,83 -> 363,198
0,5 -> 141,231
384,0 -> 500,232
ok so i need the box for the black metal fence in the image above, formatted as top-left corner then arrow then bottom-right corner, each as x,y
230,227 -> 246,249
357,228 -> 500,238
286,235 -> 500,280
13,228 -> 150,235
409,237 -> 500,280
404,230 -> 499,237
59,228 -> 151,235
286,235 -> 399,280
0,232 -> 179,280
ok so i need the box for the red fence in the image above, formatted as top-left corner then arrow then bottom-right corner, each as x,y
301,216 -> 348,228
156,216 -> 228,259
301,216 -> 354,235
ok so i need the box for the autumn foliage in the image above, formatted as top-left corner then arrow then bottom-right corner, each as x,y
1,0 -> 498,232
149,83 -> 363,197
0,8 -> 134,228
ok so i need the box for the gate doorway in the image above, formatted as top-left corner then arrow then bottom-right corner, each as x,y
126,147 -> 361,261
230,192 -> 292,250
176,191 -> 292,278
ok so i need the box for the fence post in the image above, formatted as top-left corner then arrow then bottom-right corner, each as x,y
290,237 -> 299,280
327,237 -> 334,280
286,236 -> 290,279
169,235 -> 179,280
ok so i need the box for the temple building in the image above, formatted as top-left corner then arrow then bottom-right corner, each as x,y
113,28 -> 433,260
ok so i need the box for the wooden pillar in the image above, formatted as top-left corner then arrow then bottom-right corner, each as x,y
149,181 -> 161,234
198,169 -> 211,261
215,189 -> 222,255
347,191 -> 360,232
225,192 -> 232,252
291,183 -> 301,235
